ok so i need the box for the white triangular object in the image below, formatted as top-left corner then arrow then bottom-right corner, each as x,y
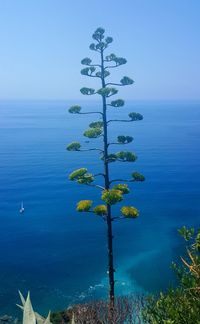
71,312 -> 75,324
44,311 -> 52,324
18,290 -> 26,306
23,292 -> 36,324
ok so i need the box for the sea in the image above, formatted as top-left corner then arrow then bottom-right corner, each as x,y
0,100 -> 199,317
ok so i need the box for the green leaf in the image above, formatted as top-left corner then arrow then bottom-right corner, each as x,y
96,42 -> 107,50
67,142 -> 81,151
95,70 -> 110,78
106,154 -> 118,163
77,173 -> 94,184
121,206 -> 139,218
105,53 -> 117,61
105,37 -> 113,44
110,99 -> 125,107
69,168 -> 87,181
81,67 -> 96,76
116,151 -> 137,162
129,112 -> 143,121
76,200 -> 93,212
112,184 -> 130,194
68,105 -> 81,114
84,128 -> 102,138
93,205 -> 107,216
114,57 -> 127,66
117,135 -> 133,144
89,43 -> 96,51
97,87 -> 118,97
92,27 -> 105,41
178,226 -> 195,241
101,189 -> 123,205
69,168 -> 94,184
132,172 -> 145,181
120,76 -> 134,85
80,87 -> 96,95
89,121 -> 103,128
81,57 -> 92,65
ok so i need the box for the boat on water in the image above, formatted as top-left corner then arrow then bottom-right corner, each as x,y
20,201 -> 25,213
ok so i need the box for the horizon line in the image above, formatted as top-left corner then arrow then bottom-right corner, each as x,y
0,98 -> 200,102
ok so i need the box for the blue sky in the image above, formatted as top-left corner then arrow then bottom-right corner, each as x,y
0,0 -> 199,100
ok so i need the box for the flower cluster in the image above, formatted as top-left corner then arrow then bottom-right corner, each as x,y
101,189 -> 123,205
121,206 -> 139,218
77,200 -> 93,212
112,184 -> 130,194
93,205 -> 107,216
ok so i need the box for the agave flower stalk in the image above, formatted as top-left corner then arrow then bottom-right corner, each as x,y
67,27 -> 145,308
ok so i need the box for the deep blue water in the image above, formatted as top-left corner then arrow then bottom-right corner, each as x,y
0,100 -> 200,316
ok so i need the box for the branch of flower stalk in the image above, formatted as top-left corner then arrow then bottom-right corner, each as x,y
105,82 -> 124,87
85,74 -> 101,79
87,210 -> 106,221
111,216 -> 124,221
109,179 -> 135,184
79,111 -> 103,116
104,65 -> 118,69
107,119 -> 133,124
85,183 -> 105,190
87,64 -> 101,68
108,142 -> 130,146
77,148 -> 104,153
94,173 -> 106,178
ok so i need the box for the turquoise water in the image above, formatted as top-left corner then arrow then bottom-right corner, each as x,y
0,100 -> 200,316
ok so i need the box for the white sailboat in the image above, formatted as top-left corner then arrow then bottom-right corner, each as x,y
20,201 -> 25,213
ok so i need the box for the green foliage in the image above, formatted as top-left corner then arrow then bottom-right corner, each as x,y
104,151 -> 137,162
68,105 -> 81,114
132,172 -> 145,181
101,189 -> 123,205
97,87 -> 118,97
89,121 -> 103,128
143,227 -> 200,324
96,70 -> 110,78
178,226 -> 195,241
116,151 -> 137,162
105,53 -> 127,66
117,135 -> 133,144
105,53 -> 117,61
89,43 -> 96,51
112,184 -> 130,194
121,206 -> 139,218
96,42 -> 106,50
92,27 -> 105,42
120,76 -> 134,85
69,168 -> 87,181
69,168 -> 94,184
93,205 -> 107,216
196,230 -> 200,252
81,57 -> 92,65
67,142 -> 81,151
77,200 -> 93,212
110,99 -> 125,107
51,310 -> 70,324
81,67 -> 95,76
105,36 -> 113,44
84,128 -> 102,138
114,57 -> 127,66
106,153 -> 118,163
129,112 -> 143,121
80,87 -> 96,95
77,173 -> 94,184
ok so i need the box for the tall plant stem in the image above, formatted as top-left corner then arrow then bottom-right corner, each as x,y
100,48 -> 115,307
